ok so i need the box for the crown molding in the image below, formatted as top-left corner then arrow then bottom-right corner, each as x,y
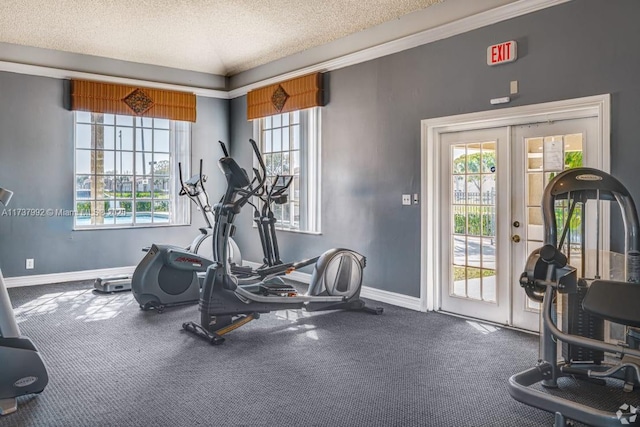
0,0 -> 569,100
228,0 -> 570,98
0,60 -> 230,99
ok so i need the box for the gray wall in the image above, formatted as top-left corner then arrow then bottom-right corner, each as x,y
0,71 -> 229,277
230,0 -> 640,297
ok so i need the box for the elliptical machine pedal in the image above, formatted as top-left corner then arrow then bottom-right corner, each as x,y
259,277 -> 298,296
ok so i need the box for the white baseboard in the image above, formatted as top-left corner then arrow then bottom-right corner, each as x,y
243,261 -> 423,311
359,286 -> 422,311
7,261 -> 424,311
4,266 -> 136,288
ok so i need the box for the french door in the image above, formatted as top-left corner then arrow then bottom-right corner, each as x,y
440,127 -> 510,325
439,117 -> 598,331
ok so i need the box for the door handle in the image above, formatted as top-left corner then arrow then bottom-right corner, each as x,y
512,235 -> 521,243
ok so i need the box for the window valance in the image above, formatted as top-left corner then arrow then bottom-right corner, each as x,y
246,73 -> 324,120
71,80 -> 196,122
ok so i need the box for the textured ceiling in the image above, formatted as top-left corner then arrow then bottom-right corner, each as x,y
0,0 -> 445,76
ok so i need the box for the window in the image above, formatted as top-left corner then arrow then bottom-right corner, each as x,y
74,112 -> 190,228
255,107 -> 320,233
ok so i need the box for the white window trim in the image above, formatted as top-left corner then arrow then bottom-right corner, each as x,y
252,107 -> 321,234
306,107 -> 321,233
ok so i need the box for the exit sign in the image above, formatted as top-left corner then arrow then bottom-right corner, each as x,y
487,40 -> 517,66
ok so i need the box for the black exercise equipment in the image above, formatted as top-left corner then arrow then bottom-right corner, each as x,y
508,167 -> 640,427
130,159 -> 241,311
182,139 -> 382,345
229,170 -> 317,279
253,174 -> 294,267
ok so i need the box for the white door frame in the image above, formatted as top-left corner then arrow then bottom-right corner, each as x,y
420,94 -> 611,312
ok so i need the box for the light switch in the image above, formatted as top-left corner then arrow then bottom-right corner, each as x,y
510,80 -> 518,94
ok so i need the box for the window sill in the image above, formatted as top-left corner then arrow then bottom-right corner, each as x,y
252,224 -> 321,236
73,223 -> 191,231
277,228 -> 321,236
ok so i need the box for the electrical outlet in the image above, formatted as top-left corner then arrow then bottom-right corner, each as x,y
26,258 -> 34,270
402,194 -> 411,205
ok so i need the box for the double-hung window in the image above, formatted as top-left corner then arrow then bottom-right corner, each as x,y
255,107 -> 320,233
74,112 -> 190,228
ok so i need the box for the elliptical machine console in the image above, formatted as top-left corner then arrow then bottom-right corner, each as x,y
182,139 -> 382,345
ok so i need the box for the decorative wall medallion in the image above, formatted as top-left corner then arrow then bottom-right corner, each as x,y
123,89 -> 154,115
271,85 -> 289,112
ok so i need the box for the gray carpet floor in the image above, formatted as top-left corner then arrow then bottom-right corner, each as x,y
0,281 -> 635,427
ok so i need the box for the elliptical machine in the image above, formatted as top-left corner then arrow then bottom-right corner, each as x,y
230,171 -> 321,279
182,139 -> 383,345
130,159 -> 241,312
96,158 -> 242,294
176,159 -> 242,263
0,187 -> 48,415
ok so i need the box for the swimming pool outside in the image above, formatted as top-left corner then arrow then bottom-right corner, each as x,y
75,212 -> 169,226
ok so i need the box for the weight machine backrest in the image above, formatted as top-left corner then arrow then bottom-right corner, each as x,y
582,279 -> 640,327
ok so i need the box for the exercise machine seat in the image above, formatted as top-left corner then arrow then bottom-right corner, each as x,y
582,279 -> 640,328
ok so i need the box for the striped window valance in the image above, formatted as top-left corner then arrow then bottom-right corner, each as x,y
246,73 -> 324,120
71,80 -> 196,122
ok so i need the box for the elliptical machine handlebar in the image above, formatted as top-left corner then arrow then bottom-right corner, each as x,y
220,138 -> 267,211
178,158 -> 213,229
240,138 -> 268,205
218,140 -> 230,157
179,159 -> 207,198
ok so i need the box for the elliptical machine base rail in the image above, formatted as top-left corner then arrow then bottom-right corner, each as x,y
94,275 -> 132,293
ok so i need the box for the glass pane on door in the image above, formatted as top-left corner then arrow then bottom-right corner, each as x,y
450,142 -> 497,302
524,133 -> 583,310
